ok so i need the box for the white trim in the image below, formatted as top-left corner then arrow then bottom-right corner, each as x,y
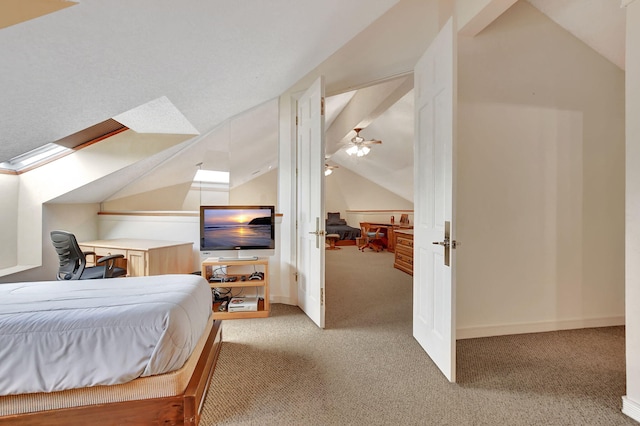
458,0 -> 518,37
271,296 -> 297,305
457,316 -> 625,339
623,396 -> 640,422
0,264 -> 40,278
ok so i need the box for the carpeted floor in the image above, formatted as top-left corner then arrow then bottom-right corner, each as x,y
200,246 -> 635,425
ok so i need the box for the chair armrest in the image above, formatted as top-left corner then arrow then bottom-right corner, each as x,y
96,254 -> 124,264
96,254 -> 125,278
83,251 -> 97,262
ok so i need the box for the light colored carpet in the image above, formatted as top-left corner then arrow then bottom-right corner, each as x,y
200,246 -> 634,425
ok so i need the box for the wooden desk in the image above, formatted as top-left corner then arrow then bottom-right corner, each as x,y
363,223 -> 413,252
79,239 -> 193,277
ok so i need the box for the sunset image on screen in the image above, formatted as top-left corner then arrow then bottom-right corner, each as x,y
202,208 -> 272,249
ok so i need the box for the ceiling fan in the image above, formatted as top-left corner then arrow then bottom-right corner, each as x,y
324,163 -> 338,176
345,128 -> 382,157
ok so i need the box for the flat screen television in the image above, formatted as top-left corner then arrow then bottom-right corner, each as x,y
200,205 -> 275,258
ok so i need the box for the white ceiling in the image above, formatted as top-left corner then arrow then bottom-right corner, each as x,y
0,0 -> 399,162
1,0 -> 628,205
323,0 -> 627,201
526,0 -> 626,70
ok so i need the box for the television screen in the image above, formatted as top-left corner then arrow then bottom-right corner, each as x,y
200,205 -> 275,251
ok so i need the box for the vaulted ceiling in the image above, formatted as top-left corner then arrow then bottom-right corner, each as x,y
0,0 -> 399,162
0,0 -> 628,205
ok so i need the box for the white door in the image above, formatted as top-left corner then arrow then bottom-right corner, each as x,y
413,18 -> 457,382
296,76 -> 326,328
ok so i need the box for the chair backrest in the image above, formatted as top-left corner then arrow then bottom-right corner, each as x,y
360,222 -> 381,239
400,214 -> 410,225
50,230 -> 86,280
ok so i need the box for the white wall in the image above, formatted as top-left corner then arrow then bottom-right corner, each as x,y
230,168 -> 278,206
624,0 -> 640,421
325,166 -> 413,226
0,203 -> 99,283
0,173 -> 18,269
98,213 -> 201,272
456,1 -> 625,338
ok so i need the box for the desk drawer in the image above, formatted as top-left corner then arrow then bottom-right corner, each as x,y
394,233 -> 413,275
396,235 -> 414,249
94,247 -> 127,258
395,251 -> 413,266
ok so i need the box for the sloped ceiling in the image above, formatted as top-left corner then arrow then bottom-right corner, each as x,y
526,0 -> 626,70
324,0 -> 626,202
0,0 -> 399,162
0,0 -> 627,206
0,0 -> 77,29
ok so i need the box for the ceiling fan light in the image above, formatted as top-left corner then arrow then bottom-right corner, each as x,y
346,145 -> 358,156
361,146 -> 370,156
324,168 -> 333,176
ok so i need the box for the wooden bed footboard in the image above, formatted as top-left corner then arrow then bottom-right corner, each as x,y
0,320 -> 223,426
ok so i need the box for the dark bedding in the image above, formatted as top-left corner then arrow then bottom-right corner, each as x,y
326,212 -> 361,240
326,224 -> 361,240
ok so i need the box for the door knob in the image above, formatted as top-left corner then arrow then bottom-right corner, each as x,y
309,218 -> 324,248
432,221 -> 456,266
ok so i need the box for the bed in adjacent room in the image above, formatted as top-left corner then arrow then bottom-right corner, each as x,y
0,274 -> 222,426
325,212 -> 361,242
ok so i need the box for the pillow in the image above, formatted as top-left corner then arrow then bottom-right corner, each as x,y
327,212 -> 342,225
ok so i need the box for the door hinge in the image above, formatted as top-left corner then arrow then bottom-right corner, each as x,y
296,115 -> 299,126
294,271 -> 299,282
321,287 -> 324,306
321,97 -> 325,116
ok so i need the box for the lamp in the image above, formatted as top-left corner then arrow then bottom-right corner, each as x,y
345,144 -> 370,157
324,163 -> 338,176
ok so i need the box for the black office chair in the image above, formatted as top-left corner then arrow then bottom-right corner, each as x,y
50,230 -> 127,280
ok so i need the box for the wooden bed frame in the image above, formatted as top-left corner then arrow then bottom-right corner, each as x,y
0,319 -> 222,426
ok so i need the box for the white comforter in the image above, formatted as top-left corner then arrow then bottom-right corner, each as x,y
0,274 -> 212,396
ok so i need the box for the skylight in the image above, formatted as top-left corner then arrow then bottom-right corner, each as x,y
194,169 -> 230,184
0,143 -> 71,172
0,119 -> 128,174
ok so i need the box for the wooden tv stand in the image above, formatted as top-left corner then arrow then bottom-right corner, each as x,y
201,257 -> 270,320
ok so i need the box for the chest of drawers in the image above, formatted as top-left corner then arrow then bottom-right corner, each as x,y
393,230 -> 414,275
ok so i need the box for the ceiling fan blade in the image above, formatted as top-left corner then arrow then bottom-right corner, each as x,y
362,140 -> 382,145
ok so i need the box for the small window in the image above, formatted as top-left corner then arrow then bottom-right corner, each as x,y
0,143 -> 71,173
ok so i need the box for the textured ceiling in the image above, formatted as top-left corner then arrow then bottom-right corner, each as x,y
0,0 -> 399,162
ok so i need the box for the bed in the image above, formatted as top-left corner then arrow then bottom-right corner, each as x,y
0,274 -> 222,426
325,212 -> 361,241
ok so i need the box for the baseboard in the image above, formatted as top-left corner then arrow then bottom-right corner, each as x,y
623,396 -> 640,422
457,315 -> 625,339
270,296 -> 297,306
